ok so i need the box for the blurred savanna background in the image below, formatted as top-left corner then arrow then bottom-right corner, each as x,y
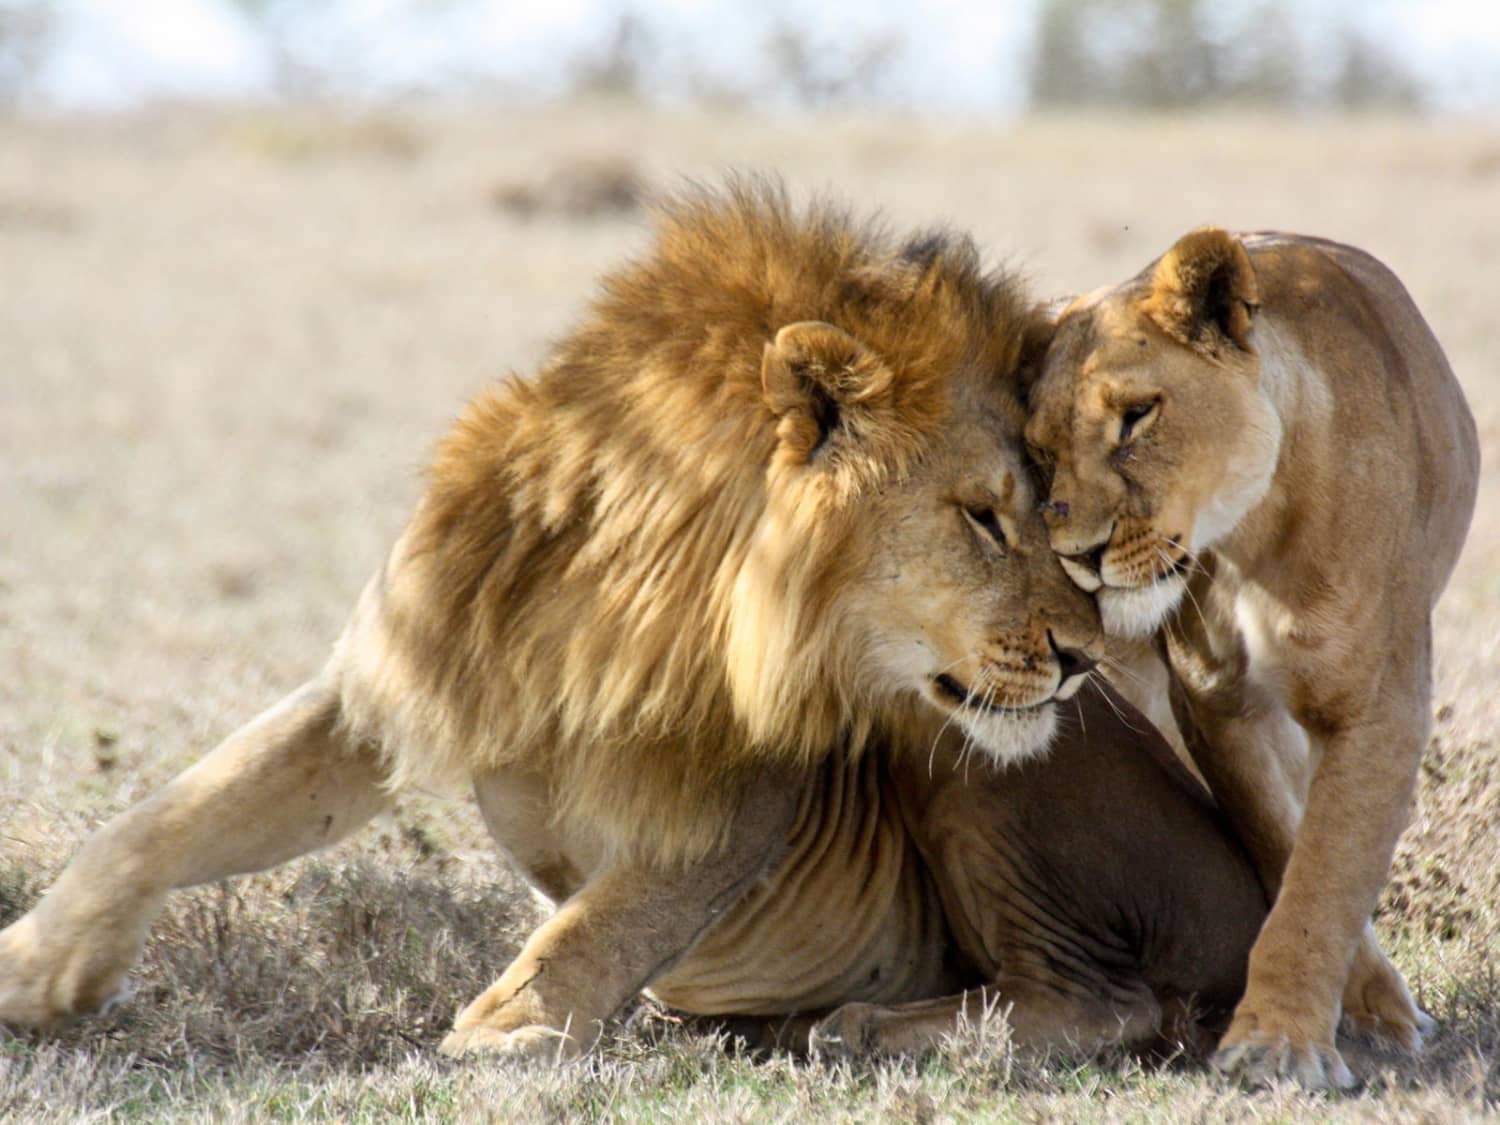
1,1 -> 1497,1120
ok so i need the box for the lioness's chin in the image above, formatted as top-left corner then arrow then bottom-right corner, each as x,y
955,705 -> 1058,768
1098,577 -> 1186,640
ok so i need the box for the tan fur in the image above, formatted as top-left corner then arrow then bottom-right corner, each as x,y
1024,228 -> 1480,1089
1,184 -> 1130,1058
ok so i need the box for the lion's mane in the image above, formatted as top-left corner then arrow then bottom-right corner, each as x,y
335,180 -> 1035,861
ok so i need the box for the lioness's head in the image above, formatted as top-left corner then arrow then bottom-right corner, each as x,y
1023,228 -> 1282,638
730,309 -> 1102,768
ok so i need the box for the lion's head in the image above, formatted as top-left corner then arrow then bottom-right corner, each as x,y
731,316 -> 1102,768
1023,228 -> 1282,638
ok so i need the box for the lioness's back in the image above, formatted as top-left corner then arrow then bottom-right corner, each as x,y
1240,231 -> 1479,584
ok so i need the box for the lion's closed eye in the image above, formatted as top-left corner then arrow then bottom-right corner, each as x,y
962,503 -> 1010,551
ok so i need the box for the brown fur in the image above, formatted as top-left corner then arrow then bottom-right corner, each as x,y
652,682 -> 1269,1063
0,184 -> 1112,1057
1024,227 -> 1480,1088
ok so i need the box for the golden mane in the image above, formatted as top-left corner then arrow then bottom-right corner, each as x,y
335,179 -> 1035,861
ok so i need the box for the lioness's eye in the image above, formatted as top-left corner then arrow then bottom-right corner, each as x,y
963,504 -> 1009,551
1119,399 -> 1160,443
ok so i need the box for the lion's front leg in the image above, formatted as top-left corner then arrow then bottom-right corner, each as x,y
0,679 -> 389,1028
441,772 -> 798,1062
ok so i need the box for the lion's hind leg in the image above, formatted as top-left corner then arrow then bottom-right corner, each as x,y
0,678 -> 390,1028
808,978 -> 1163,1061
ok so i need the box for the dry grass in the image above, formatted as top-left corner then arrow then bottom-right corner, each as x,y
1,103 -> 1497,1121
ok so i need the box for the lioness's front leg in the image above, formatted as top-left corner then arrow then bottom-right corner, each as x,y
1215,686 -> 1428,1090
0,680 -> 389,1027
440,771 -> 798,1061
1166,593 -> 1428,1074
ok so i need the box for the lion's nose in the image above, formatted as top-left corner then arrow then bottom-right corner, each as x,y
1048,631 -> 1098,684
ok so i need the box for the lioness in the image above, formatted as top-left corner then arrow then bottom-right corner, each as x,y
1024,228 -> 1480,1088
0,186 -> 1264,1061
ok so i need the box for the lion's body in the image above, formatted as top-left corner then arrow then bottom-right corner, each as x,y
1026,229 -> 1480,1087
543,683 -> 1268,1052
1,187 -> 1264,1062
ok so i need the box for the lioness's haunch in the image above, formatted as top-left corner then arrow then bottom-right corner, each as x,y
1,185 -> 1261,1062
1025,229 -> 1479,1089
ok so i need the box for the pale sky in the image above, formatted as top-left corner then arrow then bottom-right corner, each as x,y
24,0 -> 1500,112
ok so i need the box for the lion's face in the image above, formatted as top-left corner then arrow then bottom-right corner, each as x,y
730,321 -> 1103,768
1023,230 -> 1281,639
841,403 -> 1104,762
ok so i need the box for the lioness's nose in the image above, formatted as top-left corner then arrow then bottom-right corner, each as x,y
1061,543 -> 1107,577
1048,631 -> 1098,684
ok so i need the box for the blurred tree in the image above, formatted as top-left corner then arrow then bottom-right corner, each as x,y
764,23 -> 900,109
571,11 -> 651,99
0,0 -> 53,104
1120,0 -> 1218,107
1219,0 -> 1302,108
1333,29 -> 1422,110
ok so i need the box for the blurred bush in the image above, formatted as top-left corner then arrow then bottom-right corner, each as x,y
1030,0 -> 1422,110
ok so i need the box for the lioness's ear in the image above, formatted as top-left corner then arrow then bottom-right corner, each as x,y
1142,228 -> 1259,353
762,321 -> 892,462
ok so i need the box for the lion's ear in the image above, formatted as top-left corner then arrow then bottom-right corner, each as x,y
1142,228 -> 1259,353
1016,296 -> 1070,404
762,321 -> 892,463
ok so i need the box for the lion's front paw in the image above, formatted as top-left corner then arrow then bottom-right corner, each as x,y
439,1023 -> 581,1064
1212,1023 -> 1356,1091
0,917 -> 102,1027
1341,950 -> 1435,1053
0,911 -> 143,1029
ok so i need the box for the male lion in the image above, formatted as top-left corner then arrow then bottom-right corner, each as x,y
0,187 -> 1266,1061
1024,228 -> 1480,1088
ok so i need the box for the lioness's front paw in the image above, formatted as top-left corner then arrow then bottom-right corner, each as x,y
1212,1029 -> 1356,1091
1341,950 -> 1435,1053
439,1023 -> 581,1063
1340,995 -> 1436,1054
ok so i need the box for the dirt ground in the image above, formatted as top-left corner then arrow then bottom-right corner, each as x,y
1,104 -> 1497,1121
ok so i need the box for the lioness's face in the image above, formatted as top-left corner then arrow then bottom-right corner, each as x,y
1024,264 -> 1280,639
841,393 -> 1104,763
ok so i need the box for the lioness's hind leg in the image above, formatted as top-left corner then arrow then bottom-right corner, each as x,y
0,679 -> 390,1027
